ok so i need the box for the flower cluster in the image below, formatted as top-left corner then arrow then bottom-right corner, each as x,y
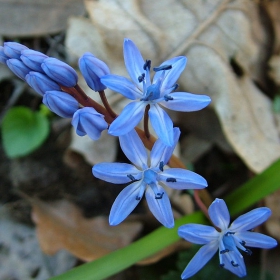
0,42 -> 108,140
0,39 -> 277,279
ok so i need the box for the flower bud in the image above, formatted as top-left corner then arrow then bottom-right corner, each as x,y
21,49 -> 48,72
43,91 -> 79,118
41,57 -> 78,87
6,59 -> 31,80
26,71 -> 60,96
0,46 -> 9,64
79,52 -> 110,91
4,42 -> 28,59
71,107 -> 108,140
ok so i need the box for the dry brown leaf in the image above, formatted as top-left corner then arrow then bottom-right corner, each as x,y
0,0 -> 85,36
66,0 -> 280,173
31,199 -> 142,261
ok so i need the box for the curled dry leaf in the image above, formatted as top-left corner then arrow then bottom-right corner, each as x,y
66,0 -> 280,173
31,199 -> 142,261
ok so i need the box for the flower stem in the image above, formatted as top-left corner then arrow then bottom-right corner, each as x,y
98,90 -> 117,118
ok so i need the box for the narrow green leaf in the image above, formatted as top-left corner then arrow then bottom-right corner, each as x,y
1,106 -> 49,158
50,158 -> 280,280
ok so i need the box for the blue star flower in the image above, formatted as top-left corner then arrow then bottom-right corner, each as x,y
92,127 -> 207,228
178,198 -> 277,279
101,38 -> 211,146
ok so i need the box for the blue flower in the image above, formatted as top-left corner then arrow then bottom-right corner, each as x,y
101,38 -> 211,146
178,198 -> 277,279
79,52 -> 110,91
71,107 -> 108,140
92,128 -> 207,228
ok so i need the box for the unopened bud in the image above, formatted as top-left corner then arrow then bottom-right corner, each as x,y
42,57 -> 78,87
71,107 -> 108,140
79,52 -> 110,91
6,59 -> 31,80
21,49 -> 48,72
26,71 -> 60,96
4,42 -> 28,59
43,90 -> 79,118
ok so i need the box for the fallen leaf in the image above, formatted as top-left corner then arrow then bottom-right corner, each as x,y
0,0 -> 85,36
66,0 -> 280,173
31,199 -> 142,261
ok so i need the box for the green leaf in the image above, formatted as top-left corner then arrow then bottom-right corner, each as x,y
1,106 -> 50,158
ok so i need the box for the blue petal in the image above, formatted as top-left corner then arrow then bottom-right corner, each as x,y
4,42 -> 28,59
230,207 -> 271,232
181,242 -> 218,279
208,199 -> 230,231
153,56 -> 186,92
160,92 -> 211,112
150,127 -> 180,167
108,102 -> 146,136
145,184 -> 174,228
178,224 -> 219,244
92,162 -> 142,184
235,232 -> 277,249
119,129 -> 148,169
149,104 -> 174,146
101,75 -> 143,100
158,169 -> 208,189
123,38 -> 145,89
0,46 -> 9,64
222,251 -> 246,277
109,181 -> 143,225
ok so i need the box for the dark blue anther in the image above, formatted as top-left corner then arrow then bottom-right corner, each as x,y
240,241 -> 246,246
172,83 -> 179,91
245,249 -> 252,256
143,60 -> 151,71
159,161 -> 164,172
127,174 -> 136,181
225,231 -> 235,236
138,73 -> 145,83
220,263 -> 225,268
231,261 -> 239,267
153,64 -> 172,72
166,178 -> 176,182
220,249 -> 229,254
164,95 -> 174,101
136,196 -> 141,201
155,192 -> 164,199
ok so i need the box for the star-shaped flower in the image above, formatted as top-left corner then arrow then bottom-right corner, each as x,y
101,38 -> 211,146
178,198 -> 277,279
92,128 -> 207,228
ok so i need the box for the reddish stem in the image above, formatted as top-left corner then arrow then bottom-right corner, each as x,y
144,105 -> 150,139
99,90 -> 117,118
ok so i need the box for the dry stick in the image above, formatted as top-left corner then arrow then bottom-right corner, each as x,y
63,84 -> 212,209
